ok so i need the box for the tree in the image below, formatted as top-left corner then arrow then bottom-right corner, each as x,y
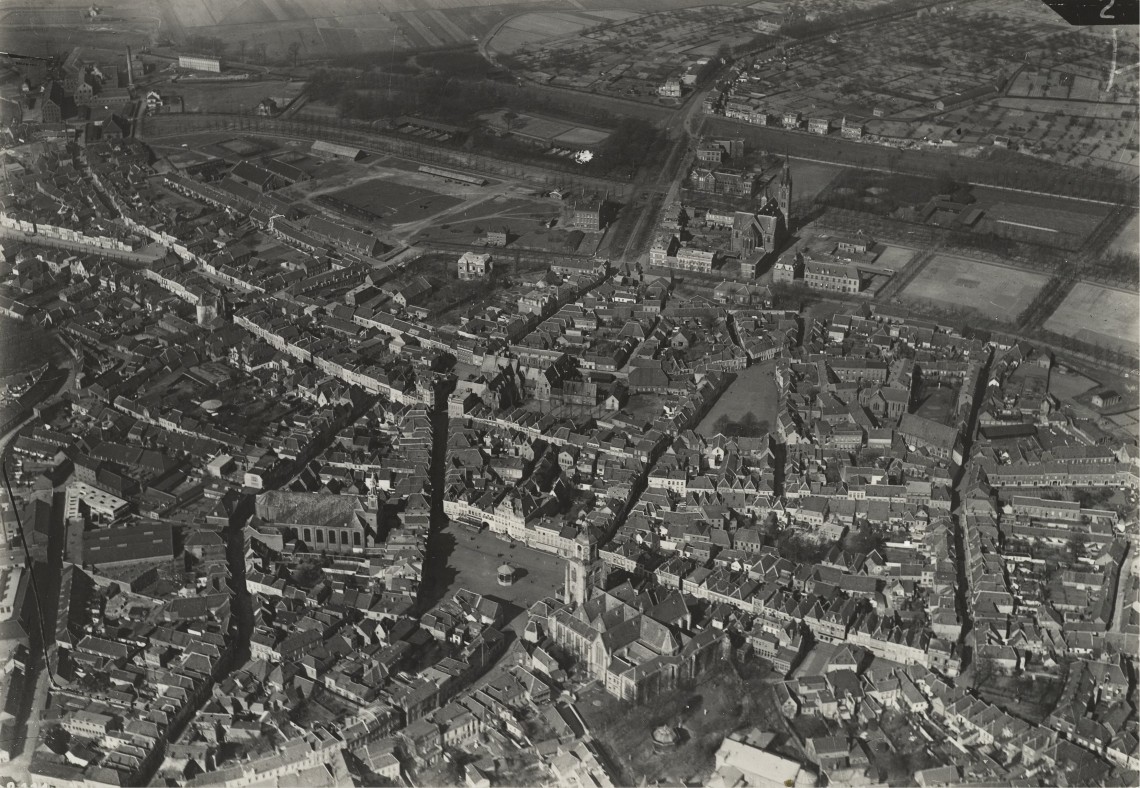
287,41 -> 301,67
1067,532 -> 1089,561
45,724 -> 70,754
503,110 -> 518,131
973,652 -> 995,688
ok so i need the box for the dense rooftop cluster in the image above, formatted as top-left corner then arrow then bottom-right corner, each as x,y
0,41 -> 1136,788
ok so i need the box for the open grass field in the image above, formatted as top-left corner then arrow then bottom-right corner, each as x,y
167,80 -> 303,114
329,178 -> 462,225
1049,368 -> 1100,402
413,195 -> 559,244
971,184 -> 1110,225
1,2 -> 159,54
1043,282 -> 1140,354
696,359 -> 781,437
788,158 -> 845,203
900,255 -> 1049,322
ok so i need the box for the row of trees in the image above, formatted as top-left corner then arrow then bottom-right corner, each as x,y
710,411 -> 769,438
779,0 -> 934,39
708,116 -> 1138,204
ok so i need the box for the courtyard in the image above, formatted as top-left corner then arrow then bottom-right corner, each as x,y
696,359 -> 781,437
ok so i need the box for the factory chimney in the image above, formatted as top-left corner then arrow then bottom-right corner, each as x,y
125,45 -> 134,87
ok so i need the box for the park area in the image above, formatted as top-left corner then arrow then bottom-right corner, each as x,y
578,659 -> 794,786
1043,283 -> 1140,355
900,255 -> 1049,322
696,360 -> 781,438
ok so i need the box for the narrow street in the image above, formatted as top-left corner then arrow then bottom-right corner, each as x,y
949,347 -> 993,681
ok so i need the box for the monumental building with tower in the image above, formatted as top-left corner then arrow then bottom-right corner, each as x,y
539,530 -> 726,703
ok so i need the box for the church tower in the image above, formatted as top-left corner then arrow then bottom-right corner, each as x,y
777,159 -> 793,226
564,528 -> 603,606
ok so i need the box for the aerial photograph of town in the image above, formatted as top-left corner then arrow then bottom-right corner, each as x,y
0,0 -> 1136,786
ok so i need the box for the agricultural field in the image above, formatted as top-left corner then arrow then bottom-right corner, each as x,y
1043,283 -> 1140,354
900,255 -> 1049,322
158,0 -> 530,61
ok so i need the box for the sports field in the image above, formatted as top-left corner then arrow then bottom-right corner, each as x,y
1043,282 -> 1139,354
329,178 -> 462,225
901,255 -> 1049,322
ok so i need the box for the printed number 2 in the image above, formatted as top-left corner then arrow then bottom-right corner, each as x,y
1101,0 -> 1116,19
